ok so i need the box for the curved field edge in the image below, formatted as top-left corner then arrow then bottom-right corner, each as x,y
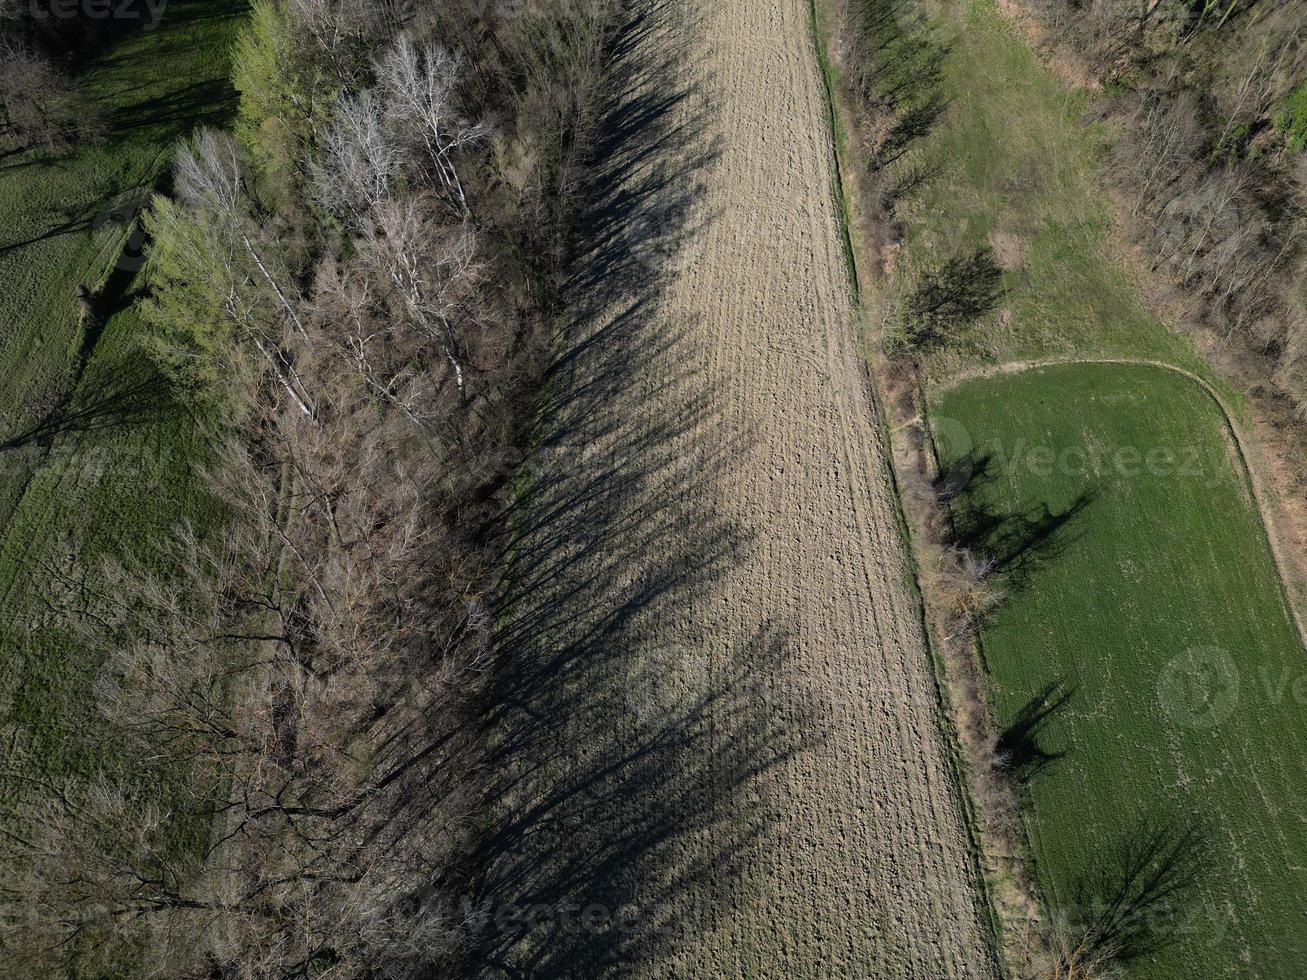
933,360 -> 1307,979
807,0 -> 1011,965
814,0 -> 1307,969
933,356 -> 1307,653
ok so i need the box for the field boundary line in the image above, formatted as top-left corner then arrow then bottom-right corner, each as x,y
931,356 -> 1307,655
808,1 -> 1011,973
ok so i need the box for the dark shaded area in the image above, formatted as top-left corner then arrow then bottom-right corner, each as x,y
18,0 -> 241,65
932,448 -> 993,504
955,487 -> 1096,592
845,0 -> 952,169
0,194 -> 109,255
105,76 -> 235,143
939,446 -> 1097,596
0,362 -> 170,454
0,0 -> 238,248
899,245 -> 1004,351
995,679 -> 1074,782
1054,815 -> 1211,971
464,3 -> 817,976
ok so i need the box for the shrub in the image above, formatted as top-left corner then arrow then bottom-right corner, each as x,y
1275,80 -> 1307,154
0,40 -> 103,151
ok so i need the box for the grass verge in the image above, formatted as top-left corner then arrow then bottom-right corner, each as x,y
877,0 -> 1225,392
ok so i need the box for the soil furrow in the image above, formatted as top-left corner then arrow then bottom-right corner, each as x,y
475,1 -> 1000,975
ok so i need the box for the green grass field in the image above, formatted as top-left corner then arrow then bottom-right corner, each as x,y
0,0 -> 244,895
934,363 -> 1307,978
0,0 -> 241,527
885,0 -> 1210,382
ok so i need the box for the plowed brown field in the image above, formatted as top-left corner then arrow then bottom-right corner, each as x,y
473,1 -> 1001,976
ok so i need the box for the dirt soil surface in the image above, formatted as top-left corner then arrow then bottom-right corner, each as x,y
472,0 -> 1001,976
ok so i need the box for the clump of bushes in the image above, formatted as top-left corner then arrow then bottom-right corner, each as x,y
0,39 -> 105,150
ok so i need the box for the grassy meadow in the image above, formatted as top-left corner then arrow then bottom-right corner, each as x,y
0,0 -> 244,876
935,363 -> 1307,978
847,0 -> 1307,973
884,0 -> 1209,380
0,0 -> 241,526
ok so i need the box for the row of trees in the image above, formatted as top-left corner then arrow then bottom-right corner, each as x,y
1025,0 -> 1307,413
1,0 -> 620,976
831,0 -> 952,269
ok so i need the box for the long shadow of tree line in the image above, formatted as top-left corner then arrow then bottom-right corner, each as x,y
466,2 -> 821,976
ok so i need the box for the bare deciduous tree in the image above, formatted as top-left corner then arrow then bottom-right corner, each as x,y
375,36 -> 486,213
0,40 -> 100,151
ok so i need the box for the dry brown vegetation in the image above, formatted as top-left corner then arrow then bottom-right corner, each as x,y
0,38 -> 105,150
468,0 -> 1001,974
0,0 -> 1016,973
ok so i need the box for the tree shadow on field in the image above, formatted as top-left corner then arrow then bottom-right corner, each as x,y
945,450 -> 1099,598
0,360 -> 171,455
932,448 -> 993,504
106,77 -> 236,143
848,0 -> 952,169
1051,815 -> 1212,974
995,679 -> 1074,783
0,190 -> 108,255
465,2 -> 818,976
